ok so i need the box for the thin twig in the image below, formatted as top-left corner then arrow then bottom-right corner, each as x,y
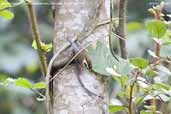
129,71 -> 140,114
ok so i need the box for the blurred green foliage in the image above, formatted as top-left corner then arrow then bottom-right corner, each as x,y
0,0 -> 52,114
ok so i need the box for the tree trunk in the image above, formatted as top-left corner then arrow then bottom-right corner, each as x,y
52,0 -> 111,114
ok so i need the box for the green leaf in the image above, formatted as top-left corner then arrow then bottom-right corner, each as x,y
163,31 -> 171,40
140,110 -> 153,114
32,40 -> 52,52
88,41 -> 118,76
32,40 -> 41,50
153,83 -> 170,90
145,69 -> 159,76
162,39 -> 171,46
14,78 -> 32,88
0,10 -> 14,20
32,82 -> 46,89
2,79 -> 9,87
113,75 -> 129,86
0,0 -> 11,10
135,96 -> 144,104
129,57 -> 148,69
2,78 -> 14,87
41,43 -> 52,52
109,98 -> 126,113
117,91 -> 125,98
108,105 -> 126,113
146,20 -> 167,38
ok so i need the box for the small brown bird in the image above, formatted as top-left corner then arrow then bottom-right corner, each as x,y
66,37 -> 92,70
67,37 -> 103,99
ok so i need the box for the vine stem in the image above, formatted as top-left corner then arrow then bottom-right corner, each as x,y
116,0 -> 127,59
128,71 -> 140,114
26,0 -> 47,78
151,39 -> 161,114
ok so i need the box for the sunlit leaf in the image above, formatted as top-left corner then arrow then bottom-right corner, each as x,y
41,43 -> 52,52
108,105 -> 126,113
14,78 -> 32,88
117,91 -> 125,98
140,110 -> 153,114
153,83 -> 170,90
32,40 -> 52,52
108,100 -> 126,113
0,0 -> 11,10
129,57 -> 148,69
32,82 -> 46,89
113,75 -> 129,86
2,78 -> 14,87
135,96 -> 144,104
146,20 -> 167,38
145,69 -> 159,76
0,10 -> 14,20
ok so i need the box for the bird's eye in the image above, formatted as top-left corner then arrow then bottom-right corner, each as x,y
82,59 -> 89,69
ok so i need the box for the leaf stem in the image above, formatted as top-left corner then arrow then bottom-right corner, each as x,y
155,39 -> 161,57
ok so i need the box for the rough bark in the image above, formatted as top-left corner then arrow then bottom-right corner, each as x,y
52,0 -> 111,114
